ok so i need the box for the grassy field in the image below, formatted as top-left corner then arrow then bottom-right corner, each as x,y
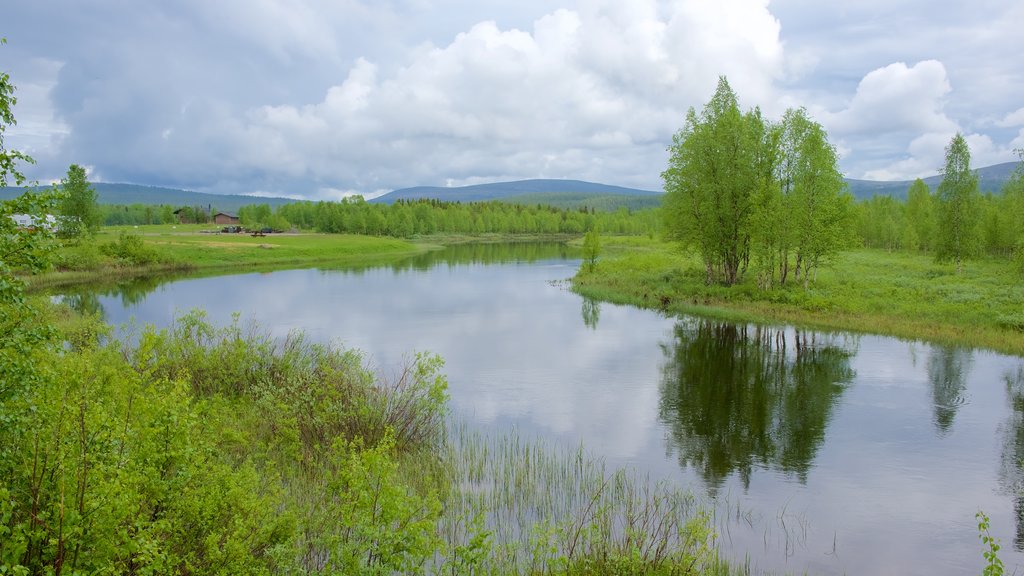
573,236 -> 1024,356
28,225 -> 431,290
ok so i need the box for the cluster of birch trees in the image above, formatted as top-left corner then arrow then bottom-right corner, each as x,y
858,142 -> 1024,273
662,77 -> 854,288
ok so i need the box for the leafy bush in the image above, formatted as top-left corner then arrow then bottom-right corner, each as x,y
0,346 -> 293,574
100,231 -> 162,265
125,311 -> 449,457
53,240 -> 103,270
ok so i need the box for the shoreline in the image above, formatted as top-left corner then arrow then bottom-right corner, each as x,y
571,237 -> 1024,357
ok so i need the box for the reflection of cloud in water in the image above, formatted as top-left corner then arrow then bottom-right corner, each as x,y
101,261 -> 674,461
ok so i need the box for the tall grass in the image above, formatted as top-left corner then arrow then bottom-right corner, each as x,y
437,424 -> 730,575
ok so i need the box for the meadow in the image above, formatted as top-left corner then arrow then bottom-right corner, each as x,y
572,235 -> 1024,356
28,225 -> 430,290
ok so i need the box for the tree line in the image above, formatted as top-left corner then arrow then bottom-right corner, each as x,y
255,197 -> 660,237
661,77 -> 1020,285
857,148 -> 1024,269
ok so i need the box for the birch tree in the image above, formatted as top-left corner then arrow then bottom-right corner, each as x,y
934,133 -> 981,273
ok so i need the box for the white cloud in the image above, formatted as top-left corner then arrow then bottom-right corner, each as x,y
823,60 -> 1021,180
824,60 -> 955,136
5,0 -> 1024,192
999,108 -> 1024,128
201,0 -> 786,194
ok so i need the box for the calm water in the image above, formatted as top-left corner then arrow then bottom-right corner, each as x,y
63,243 -> 1024,575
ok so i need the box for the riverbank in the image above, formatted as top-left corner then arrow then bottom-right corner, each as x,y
573,236 -> 1024,357
26,227 -> 430,290
9,297 -> 740,574
26,226 -> 587,291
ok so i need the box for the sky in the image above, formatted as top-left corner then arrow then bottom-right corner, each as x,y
3,0 -> 1023,200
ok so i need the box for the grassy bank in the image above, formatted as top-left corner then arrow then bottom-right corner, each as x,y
27,226 -> 430,290
4,306 -> 742,575
573,236 -> 1024,357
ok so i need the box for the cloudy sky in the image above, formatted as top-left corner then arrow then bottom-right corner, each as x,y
4,0 -> 1023,199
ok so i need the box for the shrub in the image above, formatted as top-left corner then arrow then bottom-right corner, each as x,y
100,231 -> 162,265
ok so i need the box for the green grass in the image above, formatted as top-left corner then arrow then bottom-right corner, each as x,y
574,236 -> 1024,357
28,227 -> 430,290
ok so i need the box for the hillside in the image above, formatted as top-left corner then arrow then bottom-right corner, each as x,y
2,162 -> 1017,213
845,161 -> 1017,200
502,192 -> 662,211
370,179 -> 660,204
0,183 -> 297,212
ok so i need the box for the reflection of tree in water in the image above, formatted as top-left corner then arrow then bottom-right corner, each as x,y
57,273 -> 184,321
999,365 -> 1024,551
581,297 -> 600,330
393,242 -> 576,271
113,275 -> 168,307
927,346 -> 972,435
59,291 -> 105,320
658,319 -> 855,493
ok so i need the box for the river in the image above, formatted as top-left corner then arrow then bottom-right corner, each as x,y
60,242 -> 1024,575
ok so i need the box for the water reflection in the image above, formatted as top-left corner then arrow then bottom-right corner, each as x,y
927,346 -> 973,435
1001,366 -> 1024,551
60,291 -> 105,319
392,241 -> 577,270
53,242 -> 579,319
658,319 -> 855,492
580,297 -> 601,330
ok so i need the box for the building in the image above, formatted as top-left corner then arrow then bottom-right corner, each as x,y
10,213 -> 57,232
213,212 -> 240,225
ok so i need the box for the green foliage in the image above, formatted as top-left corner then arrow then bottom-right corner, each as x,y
1,343 -> 294,574
906,178 -> 935,251
582,229 -> 601,271
977,510 -> 1004,576
100,202 -> 179,225
312,432 -> 443,574
504,191 -> 662,212
0,39 -> 34,188
662,80 -> 852,289
275,196 -> 657,237
0,49 -> 59,466
662,77 -> 764,285
573,235 -> 1024,356
57,164 -> 102,238
53,240 -> 104,271
935,134 -> 982,273
100,231 -> 163,265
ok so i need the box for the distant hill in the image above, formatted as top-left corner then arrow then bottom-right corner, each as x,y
502,192 -> 663,211
0,182 -> 297,212
370,179 -> 661,205
2,162 -> 1017,213
845,161 -> 1018,200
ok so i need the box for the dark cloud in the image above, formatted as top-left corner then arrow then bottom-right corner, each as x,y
4,0 -> 1022,195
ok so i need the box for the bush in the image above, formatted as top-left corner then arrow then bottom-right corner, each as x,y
124,311 -> 449,457
54,240 -> 103,270
100,231 -> 162,265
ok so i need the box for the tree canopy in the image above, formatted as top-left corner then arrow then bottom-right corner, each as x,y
934,133 -> 981,273
662,77 -> 852,288
57,163 -> 102,238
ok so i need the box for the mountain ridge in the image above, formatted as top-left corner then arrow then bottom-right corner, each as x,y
844,161 -> 1017,200
0,182 -> 298,212
369,179 -> 660,204
1,162 -> 1018,208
